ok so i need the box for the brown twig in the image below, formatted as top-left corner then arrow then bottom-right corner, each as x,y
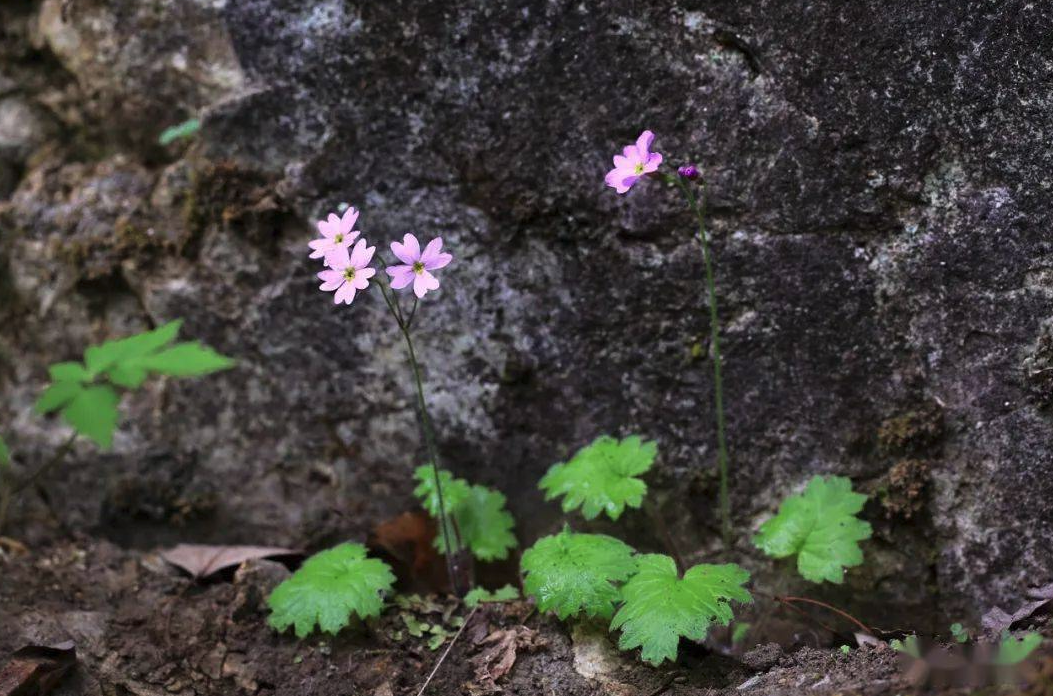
645,674 -> 677,696
775,595 -> 873,636
415,606 -> 478,696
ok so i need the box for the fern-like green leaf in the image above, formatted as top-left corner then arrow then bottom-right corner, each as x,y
752,475 -> 872,584
539,435 -> 656,520
521,528 -> 636,620
61,385 -> 120,449
610,554 -> 751,666
267,543 -> 395,639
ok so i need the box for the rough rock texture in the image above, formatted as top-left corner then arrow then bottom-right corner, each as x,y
1,0 -> 1052,629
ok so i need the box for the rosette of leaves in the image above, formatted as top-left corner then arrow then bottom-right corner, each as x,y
412,466 -> 516,561
520,527 -> 637,620
35,320 -> 234,448
268,543 -> 395,638
752,475 -> 872,584
610,554 -> 752,665
539,435 -> 656,521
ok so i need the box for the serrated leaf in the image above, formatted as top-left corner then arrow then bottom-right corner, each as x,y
413,465 -> 472,517
464,585 -> 520,608
84,320 -> 183,375
267,543 -> 395,639
106,363 -> 149,389
610,554 -> 752,666
435,484 -> 517,561
61,385 -> 120,449
48,362 -> 90,383
539,435 -> 656,521
36,381 -> 84,414
521,528 -> 636,620
133,342 -> 235,376
752,475 -> 872,584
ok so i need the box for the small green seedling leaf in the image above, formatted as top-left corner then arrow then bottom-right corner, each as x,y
539,435 -> 656,521
268,543 -> 395,639
752,475 -> 872,584
158,118 -> 201,145
521,527 -> 636,620
611,554 -> 751,666
950,622 -> 969,644
464,585 -> 520,608
995,632 -> 1042,666
61,385 -> 120,449
839,645 -> 851,655
890,636 -> 920,658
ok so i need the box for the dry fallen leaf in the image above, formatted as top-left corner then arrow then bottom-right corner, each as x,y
369,511 -> 448,593
160,544 -> 301,579
0,641 -> 76,696
469,626 -> 546,694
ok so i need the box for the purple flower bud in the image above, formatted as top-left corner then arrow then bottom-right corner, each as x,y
677,164 -> 700,180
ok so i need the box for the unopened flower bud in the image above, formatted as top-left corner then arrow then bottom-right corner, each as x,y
677,164 -> 700,180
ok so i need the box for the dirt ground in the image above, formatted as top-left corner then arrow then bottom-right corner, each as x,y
1,536 -> 1048,696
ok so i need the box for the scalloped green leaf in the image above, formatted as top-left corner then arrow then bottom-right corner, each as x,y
414,467 -> 516,562
539,435 -> 656,521
521,528 -> 637,620
610,554 -> 751,666
752,475 -> 872,584
267,543 -> 395,639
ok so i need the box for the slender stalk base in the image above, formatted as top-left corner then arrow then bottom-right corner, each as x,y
674,177 -> 732,548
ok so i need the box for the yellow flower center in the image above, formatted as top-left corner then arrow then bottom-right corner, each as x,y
633,163 -> 645,175
335,233 -> 344,243
413,261 -> 425,275
343,267 -> 356,281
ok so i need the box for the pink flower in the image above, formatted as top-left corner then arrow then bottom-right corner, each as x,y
309,207 -> 360,267
604,130 -> 663,194
318,239 -> 376,305
386,234 -> 452,298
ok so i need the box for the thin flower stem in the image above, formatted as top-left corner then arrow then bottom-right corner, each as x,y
375,276 -> 465,593
673,175 -> 732,548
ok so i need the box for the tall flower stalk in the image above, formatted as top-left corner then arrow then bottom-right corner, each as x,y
309,212 -> 466,592
606,132 -> 732,547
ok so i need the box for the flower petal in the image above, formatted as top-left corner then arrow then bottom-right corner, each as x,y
349,239 -> 376,268
324,246 -> 351,268
635,130 -> 655,158
317,218 -> 336,239
387,265 -> 415,289
420,237 -> 444,265
642,152 -> 663,172
318,270 -> 344,292
391,233 -> 420,264
340,207 -> 360,234
413,270 -> 440,298
426,252 -> 452,270
334,282 -> 356,305
308,238 -> 329,250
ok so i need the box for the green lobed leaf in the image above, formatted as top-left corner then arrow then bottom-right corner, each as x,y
521,528 -> 637,620
48,362 -> 90,383
158,118 -> 202,145
413,465 -> 472,517
61,385 -> 120,449
36,381 -> 84,414
752,475 -> 872,584
435,484 -> 517,561
610,554 -> 752,666
132,342 -> 235,377
539,435 -> 656,521
83,320 -> 183,375
267,543 -> 395,639
464,585 -> 520,608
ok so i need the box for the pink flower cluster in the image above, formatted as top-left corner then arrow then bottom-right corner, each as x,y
307,206 -> 452,305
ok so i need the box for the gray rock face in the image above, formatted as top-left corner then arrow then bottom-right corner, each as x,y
1,0 -> 1051,626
